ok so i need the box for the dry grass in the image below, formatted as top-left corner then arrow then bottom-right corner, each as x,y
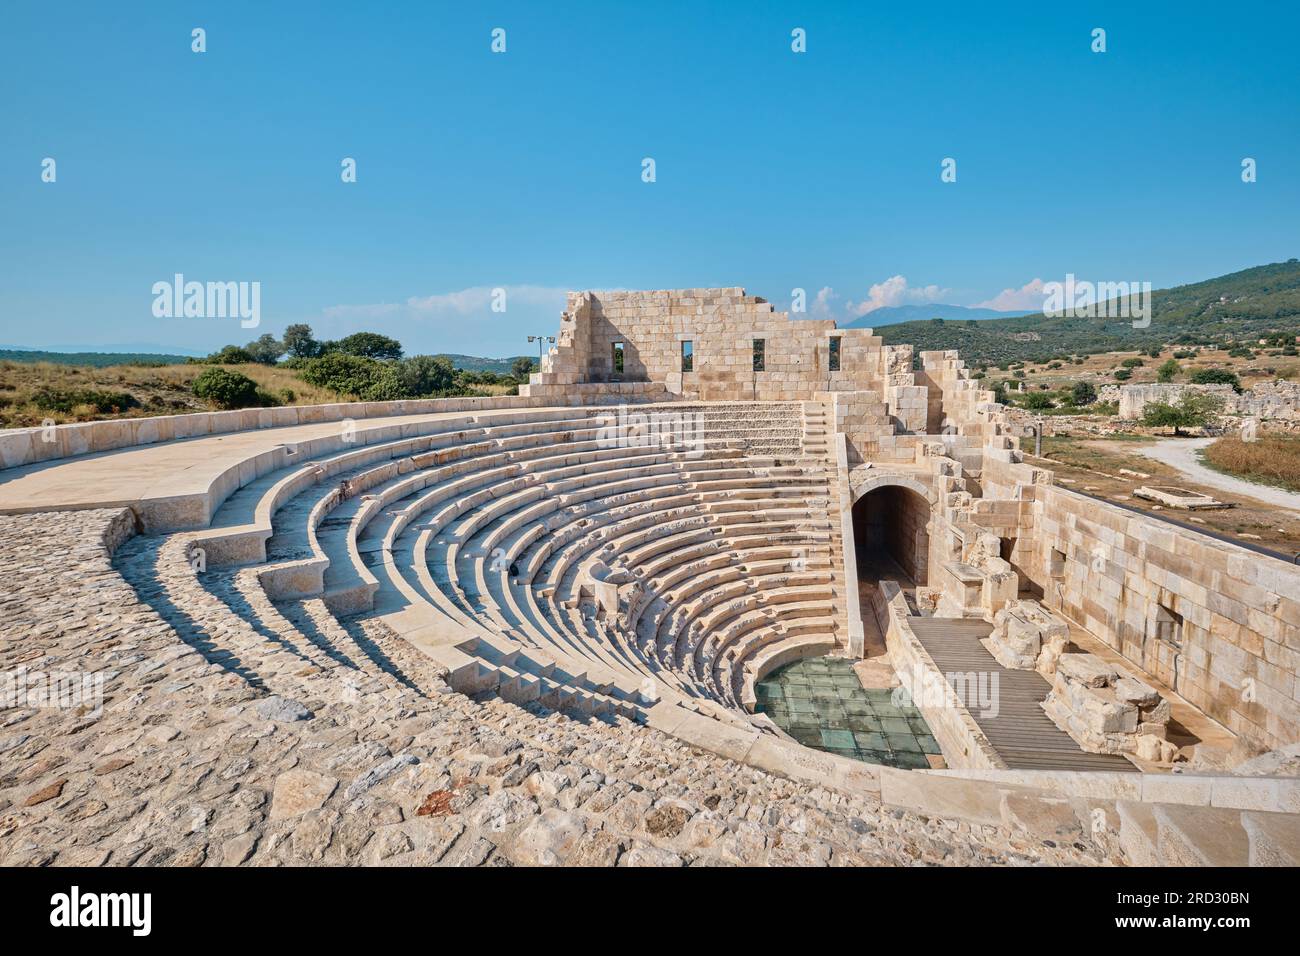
1203,435 -> 1300,493
0,360 -> 517,429
0,361 -> 346,428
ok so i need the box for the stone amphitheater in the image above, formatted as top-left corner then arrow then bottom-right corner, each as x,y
1,288 -> 1298,867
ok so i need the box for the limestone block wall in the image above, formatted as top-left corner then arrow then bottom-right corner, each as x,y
1030,486 -> 1300,751
920,351 -> 1001,436
830,390 -> 898,464
1118,383 -> 1237,420
534,288 -> 897,402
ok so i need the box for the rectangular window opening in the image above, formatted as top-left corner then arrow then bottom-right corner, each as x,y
829,336 -> 842,372
681,340 -> 693,373
1153,604 -> 1183,649
1049,547 -> 1066,578
752,338 -> 765,372
611,341 -> 625,376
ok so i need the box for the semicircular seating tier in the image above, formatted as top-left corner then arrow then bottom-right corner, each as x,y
113,400 -> 847,742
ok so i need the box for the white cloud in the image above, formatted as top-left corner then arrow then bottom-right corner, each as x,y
846,275 -> 949,316
810,286 -> 838,317
324,284 -> 568,321
973,278 -> 1046,312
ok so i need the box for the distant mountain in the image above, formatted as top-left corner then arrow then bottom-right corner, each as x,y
432,353 -> 534,373
842,303 -> 1031,329
0,342 -> 206,357
0,348 -> 198,368
875,260 -> 1300,366
0,346 -> 536,373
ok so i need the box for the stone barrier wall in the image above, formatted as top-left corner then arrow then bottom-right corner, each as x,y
876,582 -> 1006,770
1033,485 -> 1300,751
0,387 -> 660,473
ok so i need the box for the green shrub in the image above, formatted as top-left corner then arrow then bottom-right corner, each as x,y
299,352 -> 405,400
206,345 -> 255,364
31,387 -> 138,414
1070,381 -> 1097,406
1114,368 -> 1132,381
192,367 -> 260,409
1020,392 -> 1055,410
1189,368 -> 1242,392
397,355 -> 455,396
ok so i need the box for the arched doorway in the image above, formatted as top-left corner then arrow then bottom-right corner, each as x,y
851,481 -> 931,587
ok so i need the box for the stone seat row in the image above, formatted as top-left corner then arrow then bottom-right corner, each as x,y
120,403 -> 845,733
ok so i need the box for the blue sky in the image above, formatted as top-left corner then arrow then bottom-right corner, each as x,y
1,1 -> 1296,357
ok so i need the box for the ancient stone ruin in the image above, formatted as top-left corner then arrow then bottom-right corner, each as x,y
1,287 -> 1297,867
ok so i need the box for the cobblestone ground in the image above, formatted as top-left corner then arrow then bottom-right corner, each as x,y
0,510 -> 1116,866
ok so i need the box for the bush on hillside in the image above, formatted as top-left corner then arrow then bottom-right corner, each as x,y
192,367 -> 260,409
31,387 -> 138,415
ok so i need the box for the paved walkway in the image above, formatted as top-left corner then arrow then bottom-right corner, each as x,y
1133,437 -> 1300,514
0,407 -> 573,516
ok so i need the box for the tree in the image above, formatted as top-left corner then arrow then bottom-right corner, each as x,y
511,357 -> 537,382
192,367 -> 260,409
397,355 -> 455,396
1021,391 -> 1055,410
282,323 -> 320,359
1189,367 -> 1243,393
206,344 -> 254,364
1156,358 -> 1181,383
1113,368 -> 1132,381
1070,381 -> 1097,406
300,352 -> 388,398
1141,393 -> 1224,437
334,331 -> 403,361
244,333 -> 284,365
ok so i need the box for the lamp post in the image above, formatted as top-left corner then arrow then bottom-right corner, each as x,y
526,335 -> 555,365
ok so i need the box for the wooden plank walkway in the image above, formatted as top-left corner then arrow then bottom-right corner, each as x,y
907,616 -> 1138,772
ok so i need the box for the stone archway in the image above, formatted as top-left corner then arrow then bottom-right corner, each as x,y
850,479 -> 933,586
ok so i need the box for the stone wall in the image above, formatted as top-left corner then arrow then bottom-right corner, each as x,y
526,288 -> 903,403
1031,486 -> 1300,751
1118,383 -> 1237,420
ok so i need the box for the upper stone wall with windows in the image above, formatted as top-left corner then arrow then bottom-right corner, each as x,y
523,288 -> 904,403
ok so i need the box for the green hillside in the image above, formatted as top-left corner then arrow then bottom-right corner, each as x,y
0,349 -> 195,368
433,354 -> 534,373
875,259 -> 1300,366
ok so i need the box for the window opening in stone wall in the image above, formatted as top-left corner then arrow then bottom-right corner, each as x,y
612,341 -> 624,375
681,340 -> 693,372
1153,603 -> 1183,649
1049,547 -> 1066,577
829,336 -> 841,372
752,338 -> 765,372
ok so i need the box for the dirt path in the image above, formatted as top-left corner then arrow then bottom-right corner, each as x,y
1132,437 -> 1300,514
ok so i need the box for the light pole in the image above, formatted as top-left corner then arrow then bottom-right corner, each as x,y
527,335 -> 555,366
